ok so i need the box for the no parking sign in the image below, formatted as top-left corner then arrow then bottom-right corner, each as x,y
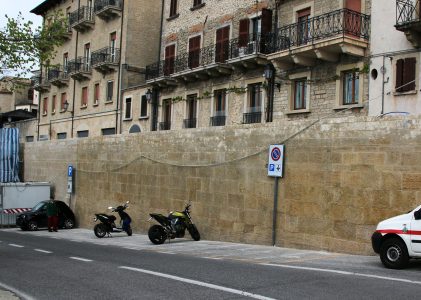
268,145 -> 284,177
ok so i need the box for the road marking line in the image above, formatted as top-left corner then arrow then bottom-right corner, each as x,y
8,243 -> 24,248
119,266 -> 276,300
34,249 -> 52,254
203,257 -> 223,260
0,281 -> 36,300
70,256 -> 93,262
261,263 -> 421,285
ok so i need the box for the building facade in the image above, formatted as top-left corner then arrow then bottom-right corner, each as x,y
369,0 -> 421,116
121,0 -> 370,135
30,0 -> 162,141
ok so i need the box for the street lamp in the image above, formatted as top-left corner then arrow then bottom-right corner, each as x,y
263,64 -> 274,80
145,89 -> 153,103
63,100 -> 72,112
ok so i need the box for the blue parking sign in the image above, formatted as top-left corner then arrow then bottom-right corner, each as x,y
68,165 -> 73,177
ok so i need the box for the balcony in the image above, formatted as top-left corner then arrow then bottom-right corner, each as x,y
31,71 -> 50,92
210,115 -> 226,127
227,33 -> 270,69
266,9 -> 370,69
183,118 -> 197,129
94,0 -> 122,20
69,6 -> 95,32
243,111 -> 262,124
91,47 -> 120,73
159,121 -> 171,130
68,57 -> 92,81
395,0 -> 421,47
48,66 -> 69,87
145,59 -> 177,87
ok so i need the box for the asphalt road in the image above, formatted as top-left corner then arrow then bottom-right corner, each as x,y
1,229 -> 421,300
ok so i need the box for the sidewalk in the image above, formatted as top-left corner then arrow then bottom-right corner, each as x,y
3,227 -> 376,267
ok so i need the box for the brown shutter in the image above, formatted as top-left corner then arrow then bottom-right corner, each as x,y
164,44 -> 175,75
239,19 -> 249,47
404,57 -> 416,92
189,36 -> 201,68
261,9 -> 273,34
215,28 -> 223,62
170,0 -> 178,17
396,59 -> 404,92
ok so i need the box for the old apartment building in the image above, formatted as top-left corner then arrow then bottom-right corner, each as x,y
121,0 -> 370,134
370,0 -> 421,116
30,0 -> 162,141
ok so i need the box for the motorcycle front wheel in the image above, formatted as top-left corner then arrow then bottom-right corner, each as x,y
94,224 -> 107,238
188,224 -> 200,241
126,227 -> 132,236
148,225 -> 167,244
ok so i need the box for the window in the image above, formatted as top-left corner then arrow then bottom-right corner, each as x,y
211,89 -> 226,126
84,43 -> 90,71
52,95 -> 56,113
77,130 -> 89,138
82,87 -> 88,107
293,79 -> 307,110
43,97 -> 48,115
102,128 -> 116,136
193,0 -> 202,6
169,0 -> 178,17
63,53 -> 68,74
110,32 -> 116,62
184,94 -> 197,128
106,81 -> 114,102
94,83 -> 100,104
124,97 -> 132,119
61,93 -> 67,111
297,8 -> 311,45
244,84 -> 262,124
140,95 -> 148,118
160,99 -> 172,130
26,136 -> 34,142
164,44 -> 175,76
396,58 -> 416,93
129,125 -> 141,133
215,26 -> 230,63
188,36 -> 201,69
342,70 -> 359,105
57,132 -> 67,139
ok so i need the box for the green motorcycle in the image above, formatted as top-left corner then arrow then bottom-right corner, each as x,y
148,202 -> 200,244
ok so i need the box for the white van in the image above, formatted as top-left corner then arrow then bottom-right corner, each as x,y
372,205 -> 421,269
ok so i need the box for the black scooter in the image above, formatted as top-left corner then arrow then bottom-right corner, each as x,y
93,201 -> 132,238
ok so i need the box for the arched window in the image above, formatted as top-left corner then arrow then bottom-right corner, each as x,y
129,125 -> 141,133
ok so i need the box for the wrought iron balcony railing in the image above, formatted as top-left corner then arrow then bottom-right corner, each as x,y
68,57 -> 91,74
173,44 -> 219,74
229,33 -> 272,59
94,0 -> 122,12
69,6 -> 94,27
47,65 -> 69,82
183,118 -> 197,128
159,121 -> 171,130
396,0 -> 421,25
210,115 -> 226,127
91,47 -> 120,66
243,111 -> 262,124
267,8 -> 370,53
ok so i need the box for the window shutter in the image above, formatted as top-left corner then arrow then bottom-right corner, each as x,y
396,59 -> 404,93
404,57 -> 416,92
170,0 -> 178,16
164,44 -> 175,75
239,19 -> 249,47
189,36 -> 201,68
261,9 -> 273,34
216,26 -> 230,62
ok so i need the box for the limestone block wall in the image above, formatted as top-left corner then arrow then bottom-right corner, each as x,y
22,115 -> 421,255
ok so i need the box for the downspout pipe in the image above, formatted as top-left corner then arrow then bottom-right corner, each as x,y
70,0 -> 81,138
117,0 -> 125,134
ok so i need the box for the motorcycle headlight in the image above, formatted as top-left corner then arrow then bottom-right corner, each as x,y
93,217 -> 97,222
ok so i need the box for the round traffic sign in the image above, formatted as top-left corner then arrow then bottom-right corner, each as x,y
271,147 -> 281,161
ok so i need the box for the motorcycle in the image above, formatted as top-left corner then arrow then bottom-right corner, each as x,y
148,202 -> 200,244
93,201 -> 132,238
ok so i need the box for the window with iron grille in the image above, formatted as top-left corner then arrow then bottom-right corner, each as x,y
396,57 -> 416,93
293,79 -> 307,110
214,89 -> 226,116
125,97 -> 132,119
140,95 -> 148,117
342,70 -> 359,105
247,83 -> 262,112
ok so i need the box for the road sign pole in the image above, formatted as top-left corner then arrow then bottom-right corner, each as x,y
272,176 -> 279,246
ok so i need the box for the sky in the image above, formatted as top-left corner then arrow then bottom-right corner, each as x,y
0,0 -> 43,29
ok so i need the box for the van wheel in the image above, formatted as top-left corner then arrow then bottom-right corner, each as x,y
380,237 -> 409,269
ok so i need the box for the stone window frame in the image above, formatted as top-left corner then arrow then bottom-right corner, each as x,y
160,97 -> 173,127
187,33 -> 203,68
393,55 -> 418,96
139,94 -> 148,119
243,78 -> 266,117
214,23 -> 232,64
211,84 -> 230,122
286,71 -> 311,115
123,95 -> 133,121
184,89 -> 200,124
335,62 -> 365,110
292,2 -> 314,23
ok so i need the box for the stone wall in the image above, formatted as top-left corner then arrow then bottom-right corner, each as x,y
22,115 -> 421,255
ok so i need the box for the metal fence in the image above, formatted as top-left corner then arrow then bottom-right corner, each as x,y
0,213 -> 16,227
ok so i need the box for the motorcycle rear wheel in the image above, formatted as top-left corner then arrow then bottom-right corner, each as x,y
94,224 -> 107,238
148,225 -> 167,244
188,224 -> 200,241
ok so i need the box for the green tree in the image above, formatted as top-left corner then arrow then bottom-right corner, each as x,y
0,12 -> 67,78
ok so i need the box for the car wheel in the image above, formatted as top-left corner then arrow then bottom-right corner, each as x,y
63,218 -> 75,229
380,237 -> 409,269
28,221 -> 38,231
94,224 -> 107,238
148,225 -> 167,244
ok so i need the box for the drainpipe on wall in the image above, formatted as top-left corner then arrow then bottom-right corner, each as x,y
117,0 -> 125,134
70,0 -> 81,138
